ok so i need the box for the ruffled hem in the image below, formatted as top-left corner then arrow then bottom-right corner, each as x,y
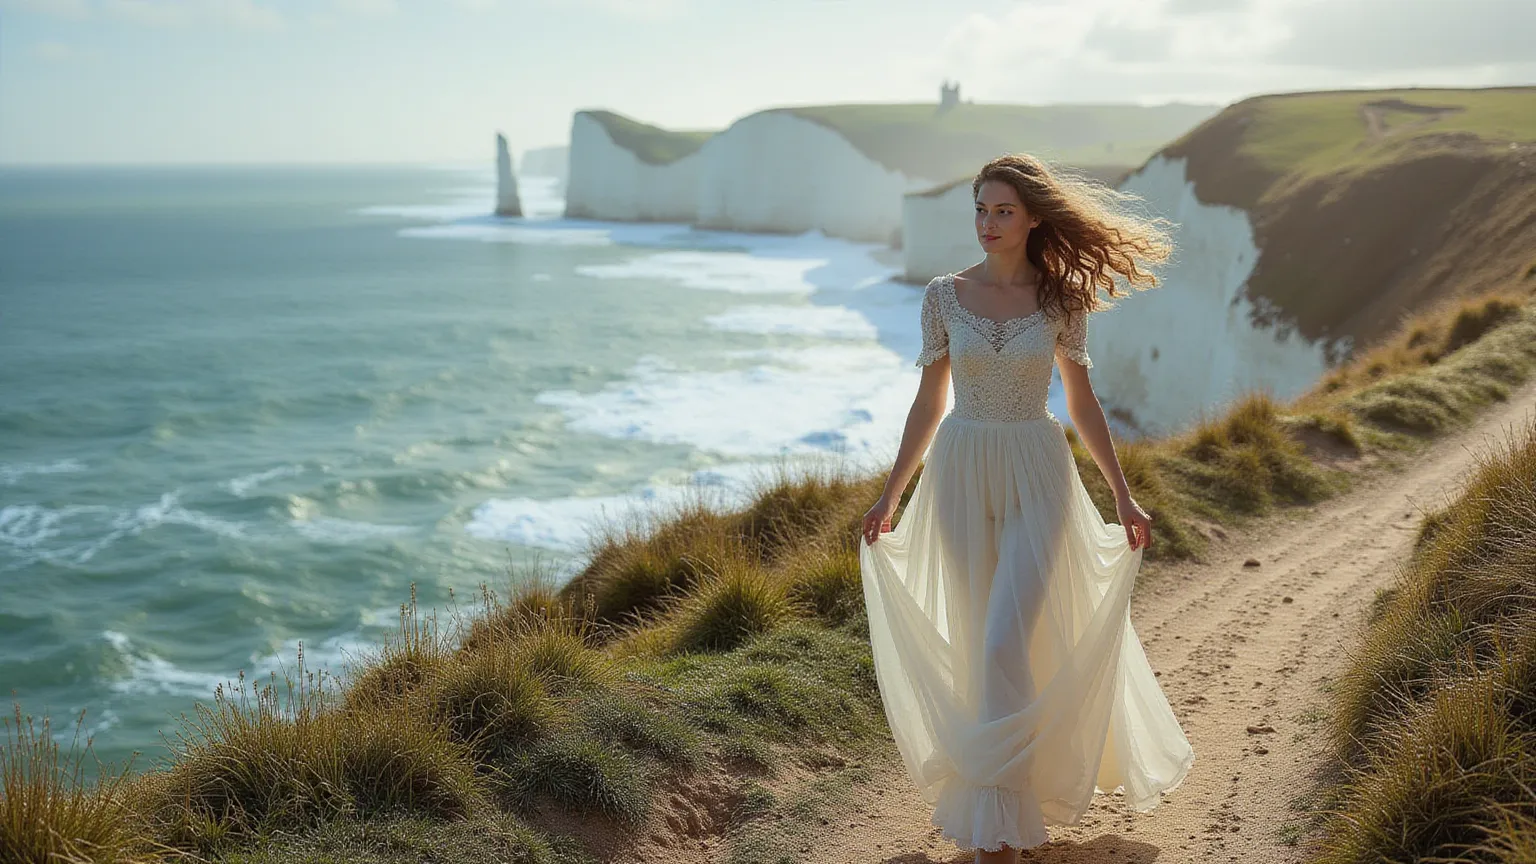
930,780 -> 1051,853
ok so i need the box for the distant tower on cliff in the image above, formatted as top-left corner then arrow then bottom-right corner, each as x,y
938,79 -> 960,114
495,132 -> 522,217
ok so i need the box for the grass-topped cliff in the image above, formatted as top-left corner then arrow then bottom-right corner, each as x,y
1157,85 -> 1536,349
776,101 -> 1217,182
579,102 -> 1218,180
578,109 -> 718,165
6,268 -> 1535,863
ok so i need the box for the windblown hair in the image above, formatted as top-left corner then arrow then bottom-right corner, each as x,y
972,153 -> 1174,325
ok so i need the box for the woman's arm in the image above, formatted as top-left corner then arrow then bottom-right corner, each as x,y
882,358 -> 950,501
862,357 -> 949,544
1058,358 -> 1154,550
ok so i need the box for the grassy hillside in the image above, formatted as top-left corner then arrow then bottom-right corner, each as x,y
1157,86 -> 1536,349
579,109 -> 716,165
777,101 -> 1218,182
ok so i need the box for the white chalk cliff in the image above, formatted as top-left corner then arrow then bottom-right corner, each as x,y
1085,155 -> 1336,436
564,110 -> 943,242
564,112 -> 702,223
901,178 -> 982,282
495,132 -> 522,217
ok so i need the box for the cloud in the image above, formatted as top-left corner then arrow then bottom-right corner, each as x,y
1262,0 -> 1535,71
1,0 -> 89,17
332,0 -> 397,17
937,0 -> 1532,105
80,0 -> 282,29
528,0 -> 688,20
32,39 -> 85,60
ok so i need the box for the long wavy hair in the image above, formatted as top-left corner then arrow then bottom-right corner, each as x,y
971,153 -> 1174,326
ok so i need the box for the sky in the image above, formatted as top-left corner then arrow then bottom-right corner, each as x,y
1,0 -> 1531,166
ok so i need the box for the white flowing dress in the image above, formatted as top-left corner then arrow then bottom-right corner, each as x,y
858,273 -> 1194,852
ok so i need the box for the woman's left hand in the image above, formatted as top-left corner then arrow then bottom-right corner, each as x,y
1115,493 -> 1154,551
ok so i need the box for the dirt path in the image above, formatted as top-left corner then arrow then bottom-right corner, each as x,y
814,377 -> 1536,864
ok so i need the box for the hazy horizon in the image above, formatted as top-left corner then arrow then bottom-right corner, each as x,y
2,0 -> 1532,167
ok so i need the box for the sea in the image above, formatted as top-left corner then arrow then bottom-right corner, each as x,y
0,162 -> 1077,775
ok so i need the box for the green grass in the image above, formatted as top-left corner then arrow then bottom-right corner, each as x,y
220,811 -> 595,864
579,109 -> 715,165
1310,408 -> 1536,864
1164,86 -> 1536,210
1315,294 -> 1536,437
780,102 -> 1218,182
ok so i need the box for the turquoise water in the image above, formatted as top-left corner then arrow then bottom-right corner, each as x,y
2,163 -> 989,773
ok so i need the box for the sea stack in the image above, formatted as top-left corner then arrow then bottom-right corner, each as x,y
495,132 -> 522,217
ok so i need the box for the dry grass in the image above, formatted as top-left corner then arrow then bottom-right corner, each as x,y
1313,411 -> 1536,864
2,705 -> 158,864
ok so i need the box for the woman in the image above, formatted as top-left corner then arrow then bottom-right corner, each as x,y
858,153 -> 1194,863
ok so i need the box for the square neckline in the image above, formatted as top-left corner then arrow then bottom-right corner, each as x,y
944,272 -> 1046,329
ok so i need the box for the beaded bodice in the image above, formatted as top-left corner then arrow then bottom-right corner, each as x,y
914,272 -> 1094,422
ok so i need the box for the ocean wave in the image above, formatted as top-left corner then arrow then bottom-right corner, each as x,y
223,464 -> 305,497
704,304 -> 877,338
534,345 -> 915,461
466,460 -> 807,555
0,458 -> 88,486
101,624 -> 381,702
0,490 -> 248,570
575,250 -> 820,295
288,516 -> 417,544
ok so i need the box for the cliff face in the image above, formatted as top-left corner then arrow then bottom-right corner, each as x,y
564,109 -> 936,241
561,103 -> 1217,243
563,111 -> 704,223
1074,87 -> 1536,436
1092,155 -> 1334,436
693,111 -> 932,243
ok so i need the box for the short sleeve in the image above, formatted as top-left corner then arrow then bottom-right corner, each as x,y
914,277 -> 949,367
1056,308 -> 1093,368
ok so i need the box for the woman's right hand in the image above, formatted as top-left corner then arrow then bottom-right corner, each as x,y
861,493 -> 898,546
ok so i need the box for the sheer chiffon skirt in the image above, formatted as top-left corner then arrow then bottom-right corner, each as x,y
858,413 -> 1194,852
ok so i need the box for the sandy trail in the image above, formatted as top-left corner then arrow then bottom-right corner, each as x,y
813,377 -> 1536,864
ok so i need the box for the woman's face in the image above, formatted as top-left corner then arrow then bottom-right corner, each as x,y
976,179 -> 1040,254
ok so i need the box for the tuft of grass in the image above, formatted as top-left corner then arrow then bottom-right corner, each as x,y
737,460 -> 866,562
669,545 -> 794,654
574,693 -> 703,770
785,543 -> 865,628
1316,663 -> 1535,864
344,583 -> 452,712
129,651 -> 485,855
1443,294 -> 1525,355
1334,301 -> 1536,435
672,625 -> 882,750
510,626 -> 620,697
424,643 -> 562,759
460,558 -> 605,654
1,704 -> 153,864
578,497 -> 740,628
497,734 -> 651,826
